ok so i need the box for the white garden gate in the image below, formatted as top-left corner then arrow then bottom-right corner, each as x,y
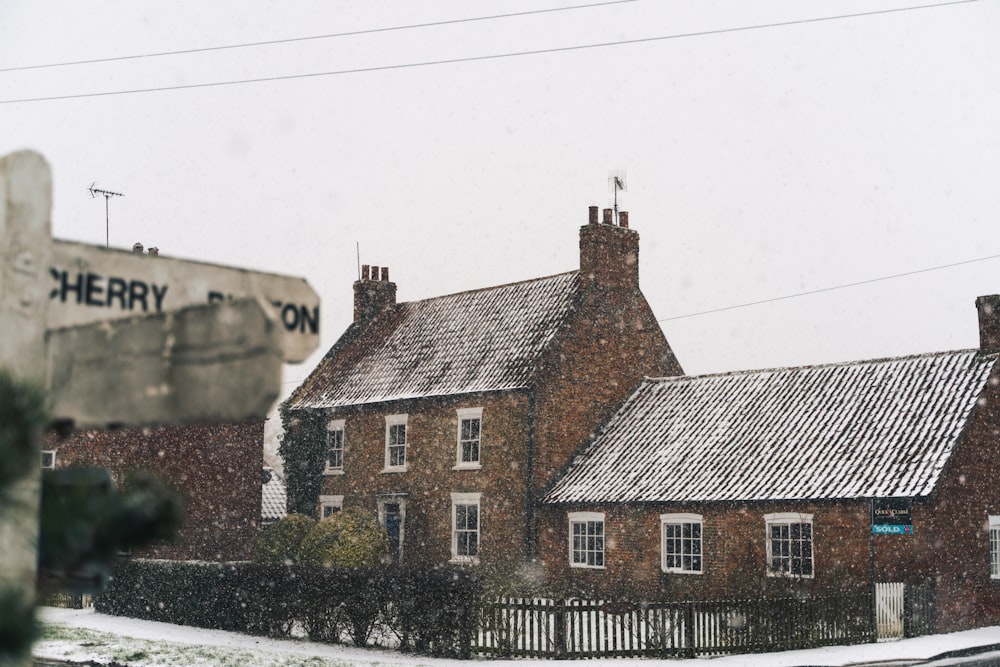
876,582 -> 905,640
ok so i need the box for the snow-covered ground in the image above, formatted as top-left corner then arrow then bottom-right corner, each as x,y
35,606 -> 1000,667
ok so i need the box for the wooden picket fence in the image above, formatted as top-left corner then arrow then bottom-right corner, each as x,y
472,594 -> 875,658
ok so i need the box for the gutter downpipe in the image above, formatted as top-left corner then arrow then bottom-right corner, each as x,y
525,389 -> 536,562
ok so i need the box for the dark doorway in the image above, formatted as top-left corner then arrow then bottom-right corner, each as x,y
384,502 -> 402,564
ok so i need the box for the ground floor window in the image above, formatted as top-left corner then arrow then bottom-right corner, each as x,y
990,515 -> 1000,579
765,512 -> 813,578
569,511 -> 605,569
319,495 -> 343,519
451,492 -> 481,564
661,513 -> 703,574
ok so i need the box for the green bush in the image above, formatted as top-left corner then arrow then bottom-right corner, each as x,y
252,514 -> 315,564
96,559 -> 482,657
297,508 -> 388,568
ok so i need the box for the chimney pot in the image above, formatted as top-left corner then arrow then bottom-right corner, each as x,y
588,206 -> 599,225
132,242 -> 143,254
602,209 -> 613,225
354,264 -> 397,322
147,247 -> 159,256
618,211 -> 629,228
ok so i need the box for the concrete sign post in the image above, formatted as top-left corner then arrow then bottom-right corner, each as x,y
0,149 -> 321,664
0,151 -> 51,667
47,297 -> 283,429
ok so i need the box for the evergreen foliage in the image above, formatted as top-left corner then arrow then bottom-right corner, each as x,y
252,513 -> 316,564
97,559 -> 482,656
297,508 -> 389,568
278,408 -> 326,516
0,371 -> 47,663
0,370 -> 47,505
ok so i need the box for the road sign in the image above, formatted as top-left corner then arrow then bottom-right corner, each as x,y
49,239 -> 319,363
47,298 -> 282,429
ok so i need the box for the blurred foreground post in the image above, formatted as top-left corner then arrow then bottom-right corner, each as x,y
0,149 -> 320,664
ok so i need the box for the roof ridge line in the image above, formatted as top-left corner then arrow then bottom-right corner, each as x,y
398,270 -> 579,305
642,348 -> 985,384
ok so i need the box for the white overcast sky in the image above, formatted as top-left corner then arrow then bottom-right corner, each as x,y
2,0 -> 998,393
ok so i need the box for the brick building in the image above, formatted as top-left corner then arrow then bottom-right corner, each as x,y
45,421 -> 264,561
540,295 -> 1000,630
282,206 -> 681,572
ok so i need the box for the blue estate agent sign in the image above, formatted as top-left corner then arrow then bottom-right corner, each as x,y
873,524 -> 914,535
872,498 -> 913,535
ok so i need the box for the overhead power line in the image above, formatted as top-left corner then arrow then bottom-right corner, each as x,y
0,0 -> 979,105
0,0 -> 640,73
658,252 -> 1000,322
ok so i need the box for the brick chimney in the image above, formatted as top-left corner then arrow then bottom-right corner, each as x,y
354,264 -> 397,323
579,205 -> 639,289
976,294 -> 1000,354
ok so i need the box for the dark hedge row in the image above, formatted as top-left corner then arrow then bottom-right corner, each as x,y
95,559 -> 481,657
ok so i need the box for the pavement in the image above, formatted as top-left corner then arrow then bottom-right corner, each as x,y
32,607 -> 1000,667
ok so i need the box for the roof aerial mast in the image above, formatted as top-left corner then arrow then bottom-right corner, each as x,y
608,170 -> 627,225
88,182 -> 125,248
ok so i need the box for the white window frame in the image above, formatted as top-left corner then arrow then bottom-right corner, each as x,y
319,495 -> 344,519
765,512 -> 814,579
383,414 -> 408,472
990,515 -> 1000,580
660,513 -> 703,575
568,511 -> 605,569
323,419 -> 345,474
450,492 -> 481,564
454,408 -> 483,470
40,450 -> 56,469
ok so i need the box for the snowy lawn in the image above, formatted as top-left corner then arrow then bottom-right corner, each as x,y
34,607 -> 1000,667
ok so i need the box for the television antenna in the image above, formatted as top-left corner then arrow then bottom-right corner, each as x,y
88,182 -> 125,248
608,170 -> 627,224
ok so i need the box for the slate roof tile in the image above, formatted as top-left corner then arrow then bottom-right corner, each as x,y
544,350 -> 996,503
287,272 -> 581,409
261,468 -> 287,522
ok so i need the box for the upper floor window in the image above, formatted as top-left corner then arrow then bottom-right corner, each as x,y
384,414 -> 408,472
324,419 -> 345,474
990,515 -> 1000,579
319,494 -> 343,519
765,512 -> 813,578
569,511 -> 605,569
451,492 -> 481,564
455,408 -> 482,469
661,513 -> 703,574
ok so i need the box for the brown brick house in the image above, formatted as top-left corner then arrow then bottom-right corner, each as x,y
282,206 -> 682,572
540,295 -> 1000,631
45,421 -> 264,561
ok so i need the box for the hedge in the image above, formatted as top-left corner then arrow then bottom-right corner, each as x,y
95,559 -> 481,657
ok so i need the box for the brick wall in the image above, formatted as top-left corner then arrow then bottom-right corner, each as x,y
918,364 -> 1000,631
537,499 -> 932,600
47,421 -> 263,561
317,391 -> 532,572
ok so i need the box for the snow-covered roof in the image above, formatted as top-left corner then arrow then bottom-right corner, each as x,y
287,272 -> 581,409
544,350 -> 997,504
261,468 -> 287,522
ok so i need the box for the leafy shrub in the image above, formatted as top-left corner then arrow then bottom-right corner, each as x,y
97,559 -> 482,657
252,513 -> 315,564
297,508 -> 388,568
